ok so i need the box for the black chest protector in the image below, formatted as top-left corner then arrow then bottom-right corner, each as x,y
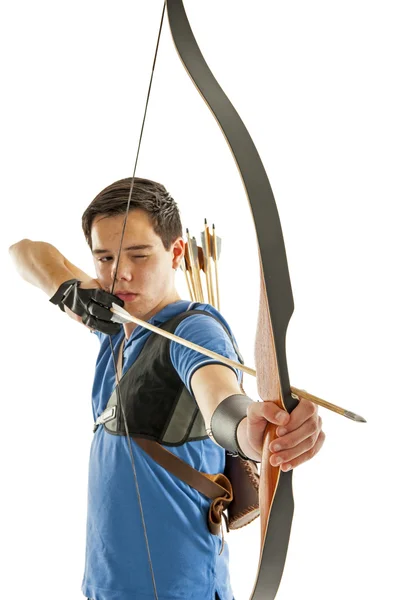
101,308 -> 243,446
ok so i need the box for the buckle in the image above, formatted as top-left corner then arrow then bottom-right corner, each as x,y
101,406 -> 116,423
93,406 -> 116,433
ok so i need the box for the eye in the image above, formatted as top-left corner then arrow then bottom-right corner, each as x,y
132,255 -> 148,260
98,256 -> 113,263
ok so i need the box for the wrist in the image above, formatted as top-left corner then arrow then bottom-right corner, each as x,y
48,275 -> 77,298
49,279 -> 80,311
236,418 -> 261,462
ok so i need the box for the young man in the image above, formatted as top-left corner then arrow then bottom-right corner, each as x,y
9,177 -> 325,600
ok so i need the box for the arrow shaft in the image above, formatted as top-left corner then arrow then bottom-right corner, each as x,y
111,305 -> 365,422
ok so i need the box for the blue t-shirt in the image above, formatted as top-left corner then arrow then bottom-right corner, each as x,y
81,300 -> 242,600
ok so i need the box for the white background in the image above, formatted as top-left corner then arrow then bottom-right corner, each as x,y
1,1 -> 398,599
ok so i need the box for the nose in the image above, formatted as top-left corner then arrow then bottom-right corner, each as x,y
111,255 -> 133,282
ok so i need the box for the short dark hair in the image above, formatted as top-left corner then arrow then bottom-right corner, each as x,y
82,177 -> 183,250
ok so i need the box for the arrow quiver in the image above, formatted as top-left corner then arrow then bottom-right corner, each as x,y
183,222 -> 261,531
182,222 -> 222,309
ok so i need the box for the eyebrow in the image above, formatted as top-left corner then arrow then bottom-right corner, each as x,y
92,244 -> 154,255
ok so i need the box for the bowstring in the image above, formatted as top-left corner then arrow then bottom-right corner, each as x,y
108,4 -> 167,598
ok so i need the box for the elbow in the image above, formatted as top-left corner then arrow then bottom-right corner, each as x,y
9,238 -> 32,254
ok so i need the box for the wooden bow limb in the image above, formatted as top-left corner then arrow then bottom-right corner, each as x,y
255,274 -> 289,552
110,303 -> 366,423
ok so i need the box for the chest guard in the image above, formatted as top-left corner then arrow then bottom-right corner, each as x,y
101,309 -> 244,446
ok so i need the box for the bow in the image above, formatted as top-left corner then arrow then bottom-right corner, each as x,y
167,3 -> 297,597
110,1 -> 298,598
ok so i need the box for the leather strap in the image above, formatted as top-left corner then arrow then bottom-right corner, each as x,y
135,437 -> 233,536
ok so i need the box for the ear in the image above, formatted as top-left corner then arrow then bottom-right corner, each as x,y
171,237 -> 185,270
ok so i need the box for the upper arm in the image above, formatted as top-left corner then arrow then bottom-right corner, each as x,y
170,313 -> 243,427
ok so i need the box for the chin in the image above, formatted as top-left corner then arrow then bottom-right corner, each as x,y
123,300 -> 144,316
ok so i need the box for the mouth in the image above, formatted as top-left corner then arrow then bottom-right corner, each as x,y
115,292 -> 138,302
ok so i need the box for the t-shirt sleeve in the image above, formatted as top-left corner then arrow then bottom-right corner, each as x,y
170,313 -> 241,395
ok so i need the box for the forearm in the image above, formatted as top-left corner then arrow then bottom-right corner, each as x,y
191,366 -> 262,461
9,239 -> 89,297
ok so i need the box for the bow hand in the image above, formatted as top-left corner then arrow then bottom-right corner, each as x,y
246,397 -> 325,471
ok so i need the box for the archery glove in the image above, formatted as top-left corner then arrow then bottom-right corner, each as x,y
49,278 -> 124,335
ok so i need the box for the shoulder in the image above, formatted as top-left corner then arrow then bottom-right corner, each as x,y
172,303 -> 238,357
174,303 -> 234,339
170,303 -> 242,391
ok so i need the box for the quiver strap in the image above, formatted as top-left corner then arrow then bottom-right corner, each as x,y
134,438 -> 260,537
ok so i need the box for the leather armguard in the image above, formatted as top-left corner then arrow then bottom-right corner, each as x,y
210,394 -> 257,461
49,279 -> 80,312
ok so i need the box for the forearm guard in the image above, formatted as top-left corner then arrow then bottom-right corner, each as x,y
209,394 -> 255,461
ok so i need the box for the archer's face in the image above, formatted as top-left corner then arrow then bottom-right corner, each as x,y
91,208 -> 184,321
